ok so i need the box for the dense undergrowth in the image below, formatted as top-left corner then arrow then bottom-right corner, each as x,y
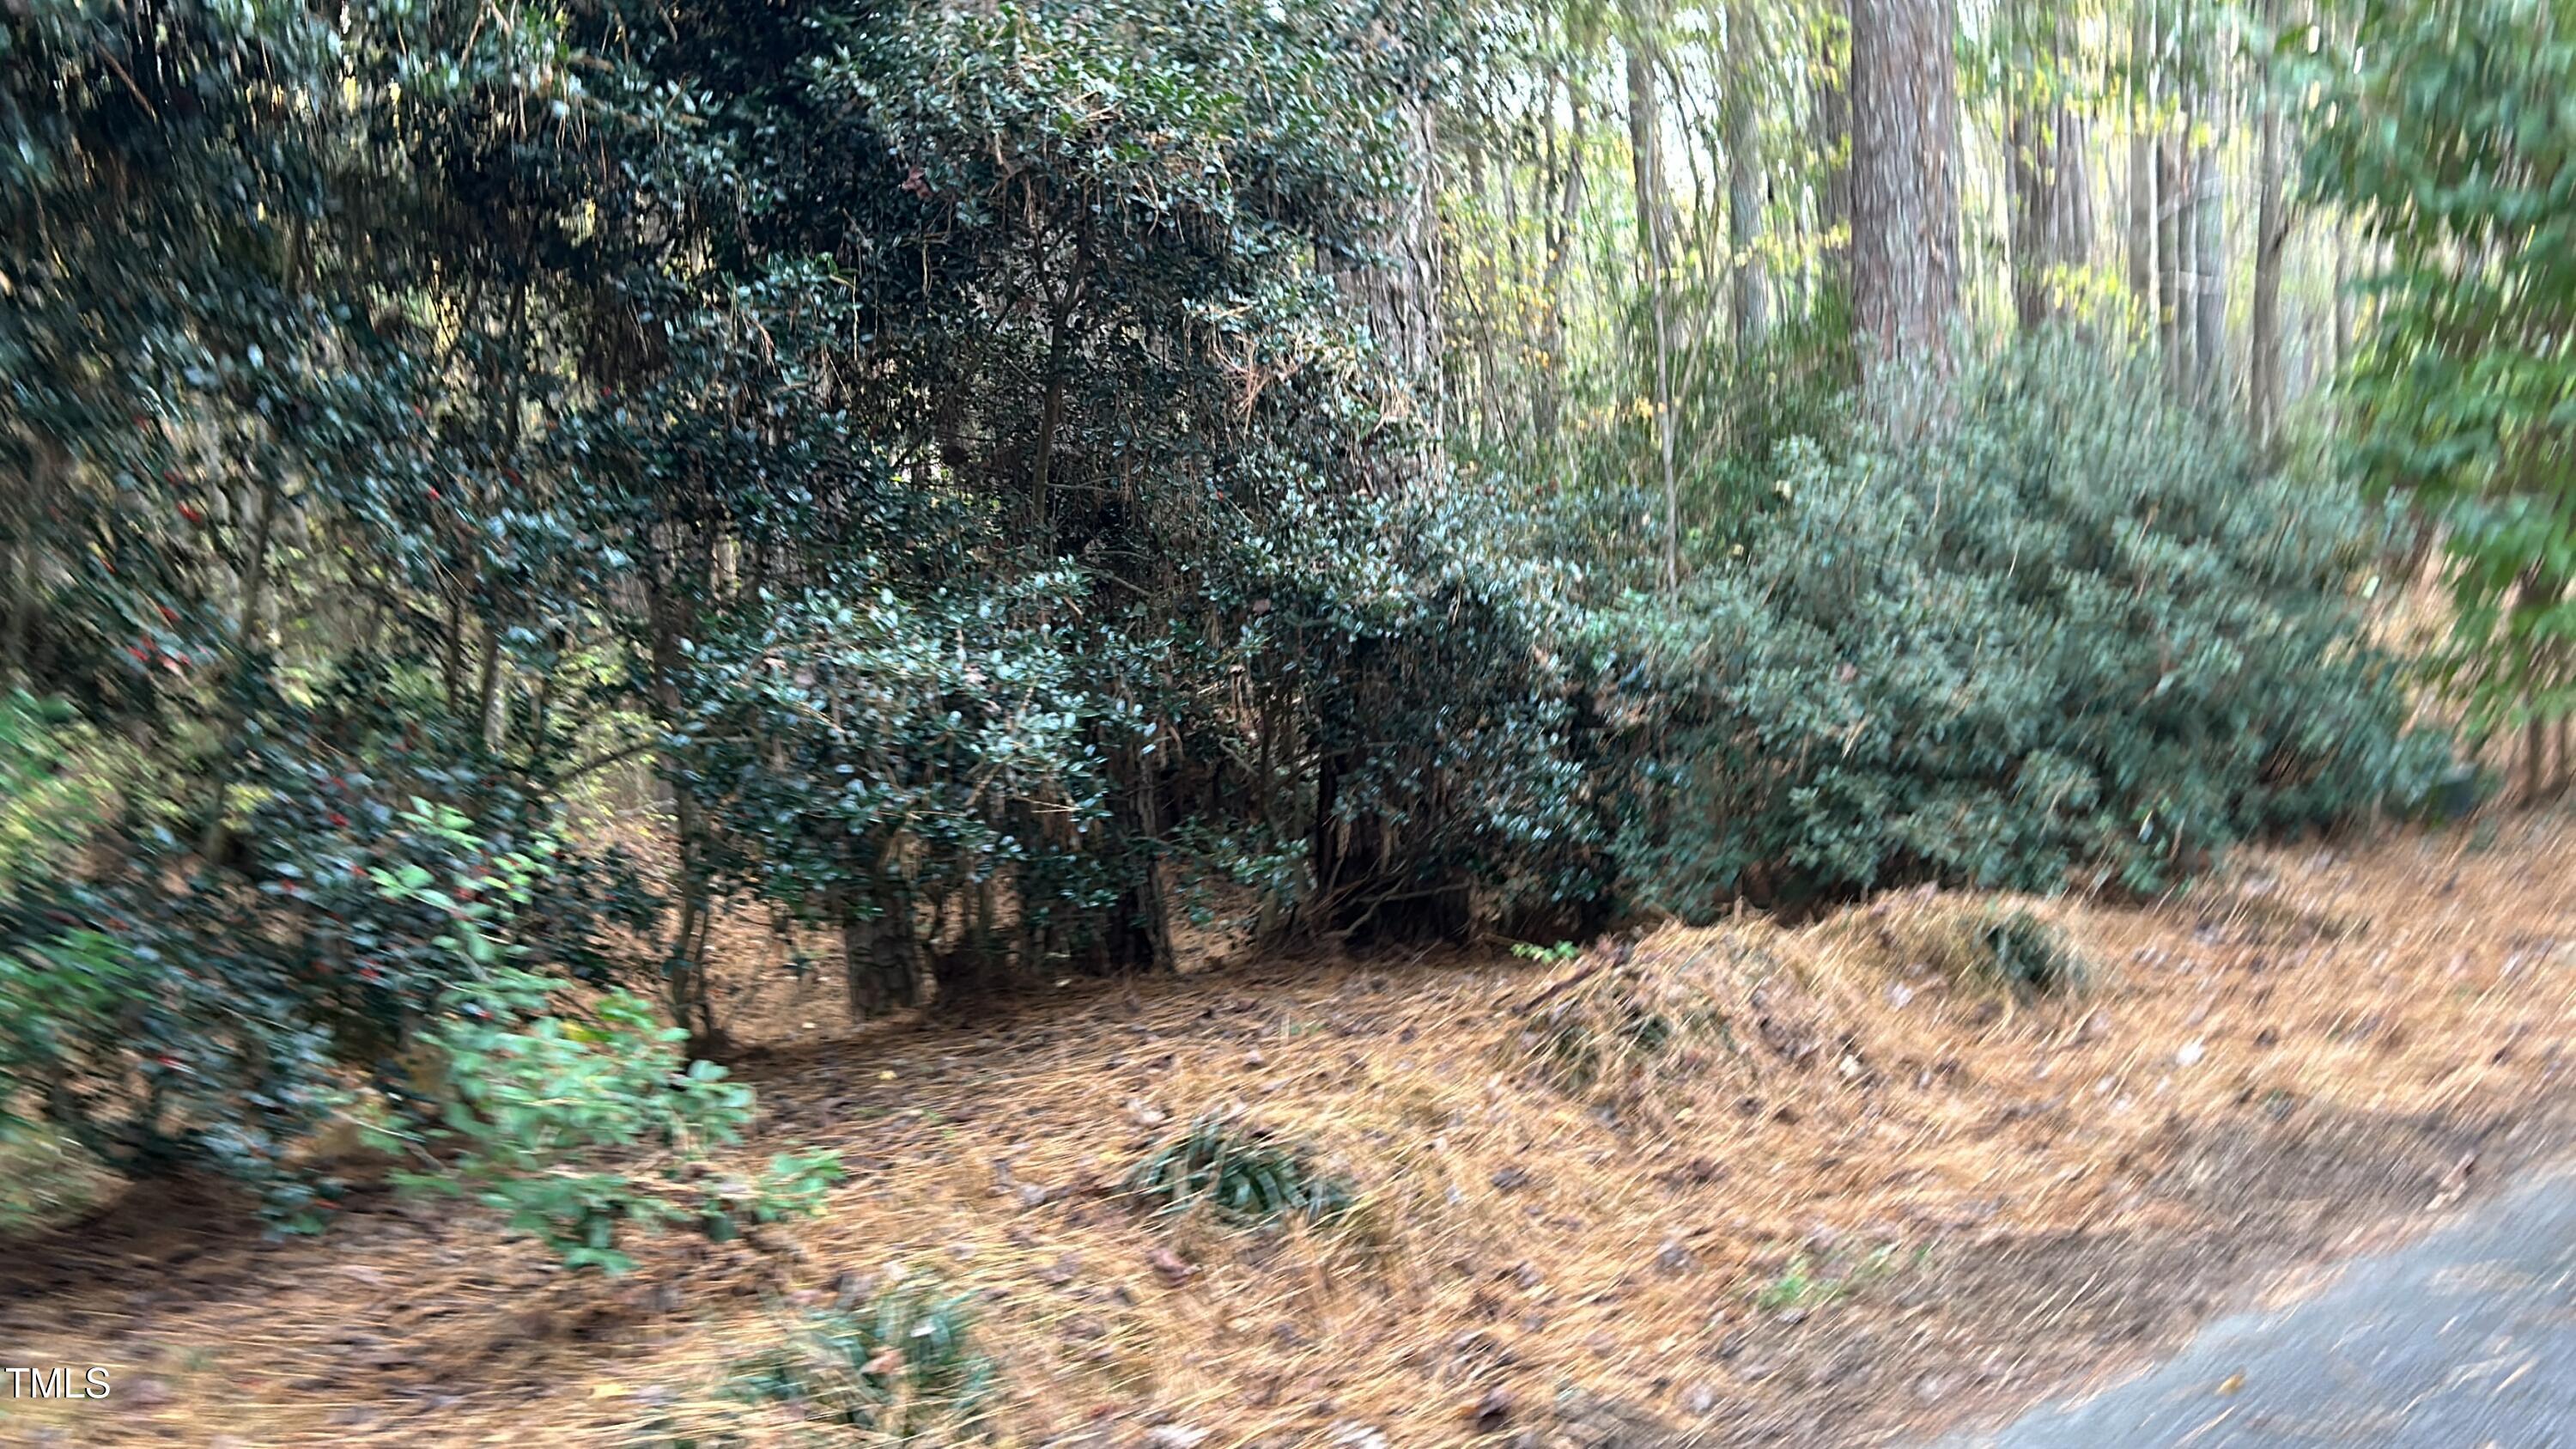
0,0 -> 2476,1280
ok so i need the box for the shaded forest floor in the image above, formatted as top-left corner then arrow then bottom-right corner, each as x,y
5,811 -> 2576,1446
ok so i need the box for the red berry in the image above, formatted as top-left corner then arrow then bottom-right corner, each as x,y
158,604 -> 179,624
329,813 -> 349,828
127,645 -> 149,663
178,504 -> 204,524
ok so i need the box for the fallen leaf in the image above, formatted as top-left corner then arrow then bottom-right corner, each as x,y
1147,1245 -> 1193,1285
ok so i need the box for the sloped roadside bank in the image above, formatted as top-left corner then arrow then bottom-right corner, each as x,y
0,813 -> 2570,1446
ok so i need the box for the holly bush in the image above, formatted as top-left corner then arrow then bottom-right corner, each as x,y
674,568 -> 1127,1007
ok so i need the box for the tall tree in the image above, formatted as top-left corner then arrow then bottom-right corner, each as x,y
1727,0 -> 1771,349
2160,131 -> 2189,381
1814,0 -> 1855,300
2129,0 -> 2160,320
2190,106 -> 2227,399
1625,8 -> 1682,588
2161,0 -> 2199,387
2056,111 -> 2097,307
1535,71 -> 1589,452
2008,1 -> 2090,332
2249,0 -> 2291,451
1850,0 -> 1964,374
1350,95 -> 1449,480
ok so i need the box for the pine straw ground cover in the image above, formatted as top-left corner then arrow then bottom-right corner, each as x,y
4,813 -> 2576,1446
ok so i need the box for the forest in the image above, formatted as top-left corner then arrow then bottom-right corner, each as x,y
3,0 -> 2574,1442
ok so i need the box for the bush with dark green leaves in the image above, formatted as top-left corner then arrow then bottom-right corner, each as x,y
1595,342 -> 2456,913
0,0 -> 1489,1212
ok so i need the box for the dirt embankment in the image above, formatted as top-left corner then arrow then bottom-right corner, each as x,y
3,813 -> 2573,1446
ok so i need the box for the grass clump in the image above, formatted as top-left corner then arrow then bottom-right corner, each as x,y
1971,910 -> 2087,1001
712,1287 -> 995,1442
0,1124 -> 116,1233
1528,975 -> 1712,1095
1125,1112 -> 1356,1225
1751,1243 -> 1924,1312
1826,896 -> 2088,1003
1510,927 -> 1802,1117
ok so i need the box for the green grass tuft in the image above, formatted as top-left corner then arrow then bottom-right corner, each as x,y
1124,1112 -> 1356,1225
712,1286 -> 995,1442
1972,909 -> 2087,1001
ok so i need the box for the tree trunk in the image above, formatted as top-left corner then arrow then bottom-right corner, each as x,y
2159,134 -> 2187,385
1537,75 -> 1589,451
645,549 -> 721,1047
1814,0 -> 1852,300
1344,95 -> 1443,490
3,439 -> 66,691
1726,0 -> 1769,350
2055,115 -> 2094,296
2005,0 -> 2053,332
1849,0 -> 1963,377
2249,0 -> 2288,454
1468,140 -> 1506,448
2009,106 -> 2050,330
1625,21 -> 1682,589
841,897 -> 920,1019
2128,0 -> 2158,320
194,470 -> 282,869
2192,142 -> 2226,405
2332,225 -> 2354,375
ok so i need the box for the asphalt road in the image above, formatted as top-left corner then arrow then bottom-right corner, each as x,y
1935,1165 -> 2576,1448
